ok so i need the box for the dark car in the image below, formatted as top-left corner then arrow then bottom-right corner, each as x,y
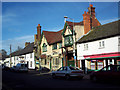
90,64 -> 120,82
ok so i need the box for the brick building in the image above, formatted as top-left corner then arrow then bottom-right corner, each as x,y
34,4 -> 101,70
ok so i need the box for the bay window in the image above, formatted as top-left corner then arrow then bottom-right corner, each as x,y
64,35 -> 73,46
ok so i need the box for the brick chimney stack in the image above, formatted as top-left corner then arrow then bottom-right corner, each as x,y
25,42 -> 30,47
83,4 -> 100,34
88,4 -> 95,17
37,24 -> 41,41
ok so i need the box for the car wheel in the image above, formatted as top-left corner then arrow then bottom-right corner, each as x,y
65,74 -> 70,80
52,74 -> 56,79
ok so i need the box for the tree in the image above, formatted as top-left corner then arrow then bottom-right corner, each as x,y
0,49 -> 7,60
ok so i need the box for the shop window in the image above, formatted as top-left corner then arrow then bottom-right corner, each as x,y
97,62 -> 103,70
90,62 -> 95,70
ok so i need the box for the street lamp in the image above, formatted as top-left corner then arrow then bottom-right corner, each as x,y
64,16 -> 76,67
39,57 -> 41,73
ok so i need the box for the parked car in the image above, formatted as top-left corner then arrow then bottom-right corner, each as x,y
2,64 -> 10,71
90,64 -> 120,82
11,63 -> 28,72
40,67 -> 50,73
10,66 -> 17,71
51,66 -> 85,80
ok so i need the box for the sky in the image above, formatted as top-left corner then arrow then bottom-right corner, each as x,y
0,1 -> 119,54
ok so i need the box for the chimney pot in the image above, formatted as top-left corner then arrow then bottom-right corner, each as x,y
90,4 -> 93,7
84,11 -> 86,14
38,24 -> 40,26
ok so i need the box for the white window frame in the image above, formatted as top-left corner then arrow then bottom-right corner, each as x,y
84,44 -> 88,51
118,38 -> 120,46
30,53 -> 32,58
99,41 -> 105,49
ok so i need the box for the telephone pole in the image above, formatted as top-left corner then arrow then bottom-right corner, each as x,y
10,44 -> 12,67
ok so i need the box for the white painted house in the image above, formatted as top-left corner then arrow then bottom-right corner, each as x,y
77,20 -> 120,73
4,42 -> 35,69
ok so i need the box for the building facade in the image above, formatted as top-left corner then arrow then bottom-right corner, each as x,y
77,20 -> 120,73
4,42 -> 35,69
34,4 -> 101,70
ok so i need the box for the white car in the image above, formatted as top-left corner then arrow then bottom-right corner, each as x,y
51,66 -> 85,80
11,63 -> 28,72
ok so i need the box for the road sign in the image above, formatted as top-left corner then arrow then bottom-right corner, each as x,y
74,56 -> 76,59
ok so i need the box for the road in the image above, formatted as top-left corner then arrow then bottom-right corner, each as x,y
2,70 -> 120,89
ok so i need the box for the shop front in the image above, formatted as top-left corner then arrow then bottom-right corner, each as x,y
87,60 -> 104,72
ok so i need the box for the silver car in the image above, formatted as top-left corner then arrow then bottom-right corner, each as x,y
51,66 -> 85,80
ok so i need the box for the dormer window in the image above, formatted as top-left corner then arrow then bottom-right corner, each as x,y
42,43 -> 47,52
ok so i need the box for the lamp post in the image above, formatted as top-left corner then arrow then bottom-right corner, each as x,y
39,57 -> 41,73
64,16 -> 76,67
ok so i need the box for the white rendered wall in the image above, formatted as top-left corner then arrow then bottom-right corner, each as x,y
77,36 -> 119,60
25,52 -> 35,69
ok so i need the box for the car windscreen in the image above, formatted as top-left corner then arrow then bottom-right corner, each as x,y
69,67 -> 79,70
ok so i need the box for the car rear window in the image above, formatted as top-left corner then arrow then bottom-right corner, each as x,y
21,64 -> 27,68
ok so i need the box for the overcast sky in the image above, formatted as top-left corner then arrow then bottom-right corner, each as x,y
1,1 -> 119,54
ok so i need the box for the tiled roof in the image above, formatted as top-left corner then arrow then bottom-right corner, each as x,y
66,21 -> 84,26
10,42 -> 34,56
62,21 -> 84,36
43,29 -> 63,45
66,21 -> 84,30
77,20 -> 120,43
20,42 -> 34,55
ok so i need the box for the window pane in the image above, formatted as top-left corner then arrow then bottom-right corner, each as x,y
119,38 -> 120,45
69,36 -> 73,44
102,41 -> 104,47
43,43 -> 47,52
59,43 -> 62,48
99,42 -> 101,47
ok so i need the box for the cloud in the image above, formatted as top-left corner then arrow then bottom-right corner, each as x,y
100,17 -> 120,25
2,12 -> 17,22
1,35 -> 34,54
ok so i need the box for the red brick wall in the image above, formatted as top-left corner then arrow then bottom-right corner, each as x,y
37,24 -> 41,41
83,4 -> 101,34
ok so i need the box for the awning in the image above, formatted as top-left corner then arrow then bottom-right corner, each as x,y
84,56 -> 120,60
